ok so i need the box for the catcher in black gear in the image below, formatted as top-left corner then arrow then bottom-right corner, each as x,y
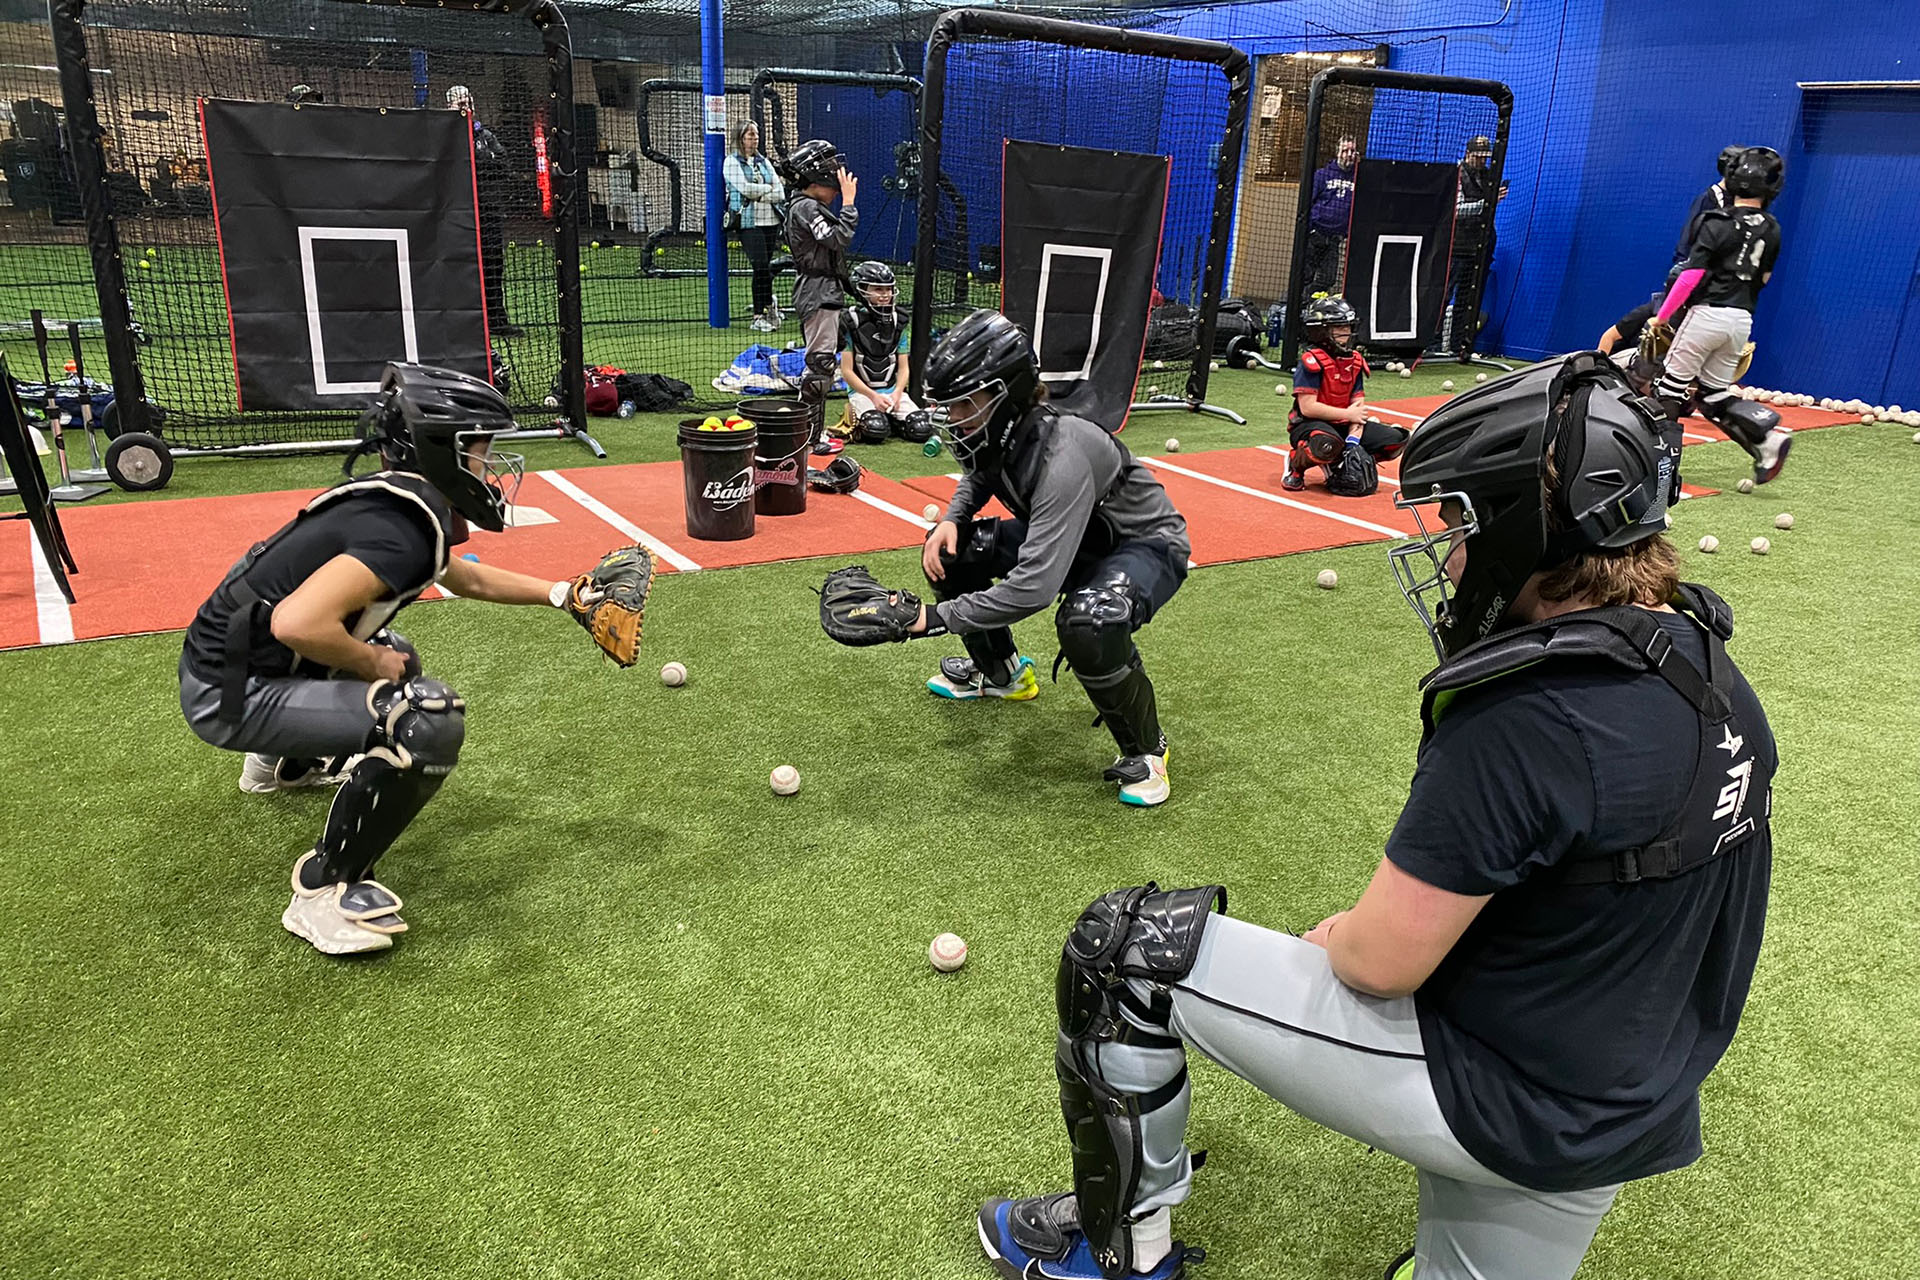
779,137 -> 857,459
820,309 -> 1191,808
178,363 -> 653,957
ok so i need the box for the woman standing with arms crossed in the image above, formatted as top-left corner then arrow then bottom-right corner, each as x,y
724,122 -> 786,332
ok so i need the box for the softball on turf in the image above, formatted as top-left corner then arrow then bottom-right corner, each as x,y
929,932 -> 968,972
1861,414 -> 1876,425
1208,361 -> 1220,371
544,395 -> 560,409
1891,405 -> 1905,416
1912,431 -> 1920,444
1698,535 -> 1719,554
1316,568 -> 1338,590
770,765 -> 800,796
1736,477 -> 1756,494
1475,372 -> 1487,383
922,503 -> 941,522
1774,512 -> 1794,530
1165,437 -> 1180,453
1750,537 -> 1770,556
138,260 -> 150,269
660,661 -> 687,687
1152,360 -> 1165,370
1398,368 -> 1412,379
1276,383 -> 1289,396
1441,379 -> 1455,391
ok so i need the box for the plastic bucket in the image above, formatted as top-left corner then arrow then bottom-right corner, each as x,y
678,418 -> 758,541
739,397 -> 809,517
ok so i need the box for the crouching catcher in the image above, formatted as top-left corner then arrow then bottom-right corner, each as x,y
178,363 -> 652,956
817,309 -> 1191,807
1284,296 -> 1410,496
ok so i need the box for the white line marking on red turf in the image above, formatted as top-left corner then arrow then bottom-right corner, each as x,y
1142,456 -> 1409,538
28,532 -> 73,644
1257,443 -> 1406,490
1371,406 -> 1424,423
849,489 -> 935,532
535,471 -> 704,572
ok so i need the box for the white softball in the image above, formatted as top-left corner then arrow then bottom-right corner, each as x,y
1441,379 -> 1455,391
1475,372 -> 1487,383
1276,382 -> 1290,396
1208,361 -> 1220,371
1750,536 -> 1770,556
543,395 -> 560,409
1862,413 -> 1877,425
1912,431 -> 1920,444
1736,477 -> 1755,494
1875,406 -> 1889,418
1819,398 -> 1833,410
1774,512 -> 1794,530
1152,360 -> 1165,370
922,503 -> 941,522
1316,568 -> 1338,589
929,932 -> 968,972
1165,437 -> 1180,453
1399,368 -> 1413,379
770,764 -> 800,796
660,661 -> 687,687
1698,535 -> 1719,554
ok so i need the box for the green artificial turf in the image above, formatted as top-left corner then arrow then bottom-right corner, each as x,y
1,396 -> 1917,1278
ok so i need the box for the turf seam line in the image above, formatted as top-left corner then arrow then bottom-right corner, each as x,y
535,470 -> 704,572
1142,456 -> 1410,538
847,489 -> 935,532
28,530 -> 73,644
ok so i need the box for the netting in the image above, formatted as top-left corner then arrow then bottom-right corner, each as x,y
915,17 -> 1242,408
1285,74 -> 1505,363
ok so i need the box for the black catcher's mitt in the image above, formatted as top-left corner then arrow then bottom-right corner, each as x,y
818,564 -> 940,646
565,543 -> 655,666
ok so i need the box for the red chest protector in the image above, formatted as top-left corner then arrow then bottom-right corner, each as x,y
1298,347 -> 1369,410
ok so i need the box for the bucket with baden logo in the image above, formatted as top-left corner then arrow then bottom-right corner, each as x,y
678,417 -> 758,541
738,397 -> 809,517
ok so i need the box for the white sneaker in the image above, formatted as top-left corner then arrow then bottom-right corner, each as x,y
750,314 -> 775,333
1753,426 -> 1793,485
1104,750 -> 1170,807
239,753 -> 351,794
768,300 -> 784,327
280,852 -> 407,955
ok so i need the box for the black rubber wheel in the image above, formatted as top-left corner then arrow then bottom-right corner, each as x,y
105,431 -> 174,491
1225,335 -> 1259,370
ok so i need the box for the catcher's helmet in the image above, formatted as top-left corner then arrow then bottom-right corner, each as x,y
850,260 -> 896,315
354,363 -> 524,533
1301,295 -> 1359,356
1390,351 -> 1669,659
780,138 -> 845,190
922,309 -> 1039,474
1715,143 -> 1754,178
1724,146 -> 1784,202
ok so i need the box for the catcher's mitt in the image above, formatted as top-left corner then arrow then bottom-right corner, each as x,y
565,544 -> 655,666
818,564 -> 942,646
1638,316 -> 1673,363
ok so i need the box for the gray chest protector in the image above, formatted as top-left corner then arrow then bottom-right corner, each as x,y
1420,583 -> 1771,884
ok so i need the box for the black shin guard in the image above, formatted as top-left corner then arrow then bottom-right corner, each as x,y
800,350 -> 835,450
1055,884 -> 1227,1280
1081,654 -> 1163,757
961,630 -> 1019,686
310,677 -> 465,885
1057,580 -> 1164,757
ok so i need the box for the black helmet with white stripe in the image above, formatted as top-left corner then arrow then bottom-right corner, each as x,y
779,138 -> 845,190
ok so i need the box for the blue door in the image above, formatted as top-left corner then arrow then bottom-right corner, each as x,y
1755,88 -> 1920,406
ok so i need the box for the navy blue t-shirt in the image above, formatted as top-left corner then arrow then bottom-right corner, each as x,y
1386,611 -> 1774,1192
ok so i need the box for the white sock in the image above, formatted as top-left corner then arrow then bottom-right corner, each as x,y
1130,1206 -> 1172,1273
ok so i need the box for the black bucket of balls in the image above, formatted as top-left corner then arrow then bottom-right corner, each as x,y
738,397 -> 810,517
678,415 -> 758,541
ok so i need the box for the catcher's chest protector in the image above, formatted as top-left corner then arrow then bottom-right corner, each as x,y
989,408 -> 1130,524
1420,585 -> 1772,885
845,309 -> 901,384
1298,348 -> 1368,409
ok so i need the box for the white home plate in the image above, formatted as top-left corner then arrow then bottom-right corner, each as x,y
505,505 -> 558,528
